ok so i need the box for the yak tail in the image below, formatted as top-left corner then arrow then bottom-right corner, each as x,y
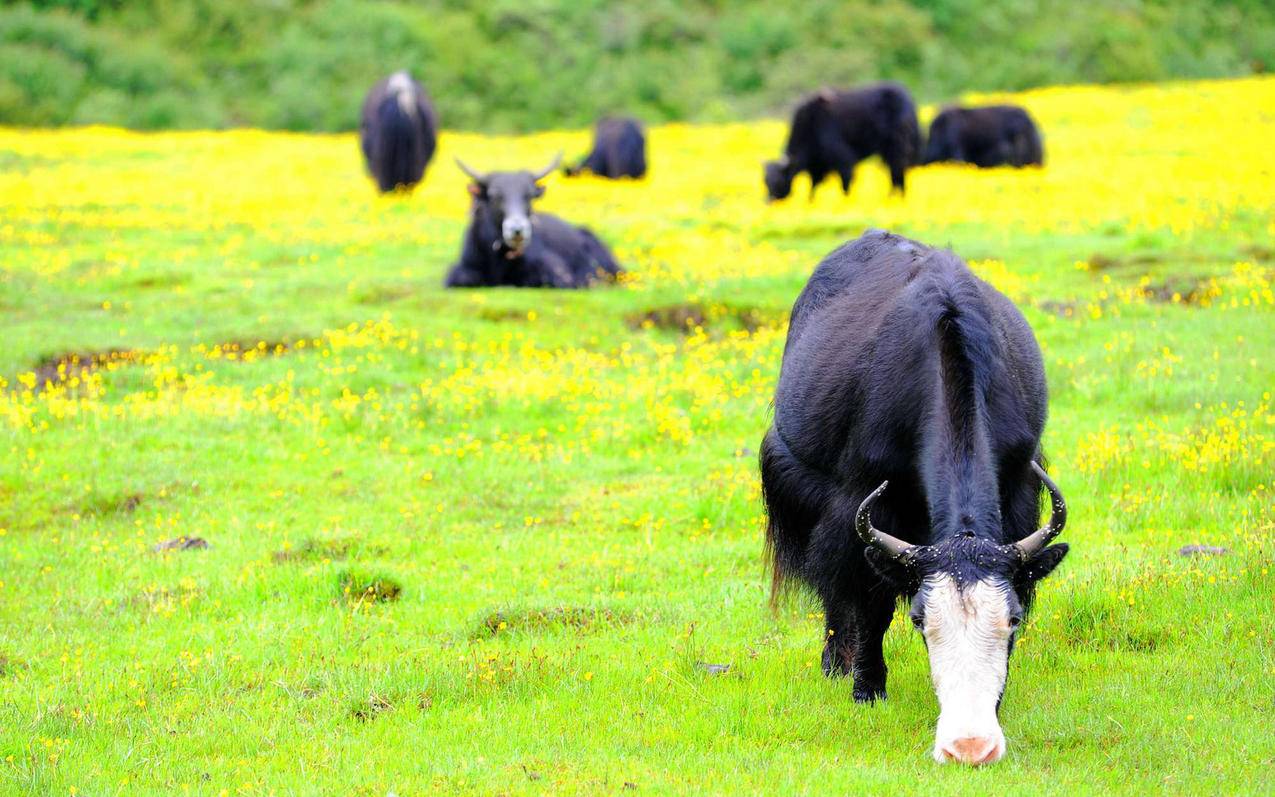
374,94 -> 421,193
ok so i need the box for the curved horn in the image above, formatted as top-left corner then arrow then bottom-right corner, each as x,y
855,481 -> 914,560
1013,461 -> 1067,560
454,157 -> 487,184
530,151 -> 563,181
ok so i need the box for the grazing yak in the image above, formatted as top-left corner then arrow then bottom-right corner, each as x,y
444,154 -> 623,289
359,71 -> 438,193
922,105 -> 1044,168
564,117 -> 647,179
764,83 -> 922,202
760,229 -> 1069,766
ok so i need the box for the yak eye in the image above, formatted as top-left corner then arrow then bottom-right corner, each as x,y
1008,614 -> 1023,629
910,614 -> 924,631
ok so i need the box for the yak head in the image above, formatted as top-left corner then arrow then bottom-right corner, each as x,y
456,153 -> 562,257
763,155 -> 797,202
858,462 -> 1069,766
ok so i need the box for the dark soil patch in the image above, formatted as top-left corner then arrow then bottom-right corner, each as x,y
337,569 -> 402,604
23,349 -> 138,392
1241,244 -> 1273,263
351,693 -> 394,722
273,537 -> 362,564
479,307 -> 535,322
0,654 -> 26,677
152,536 -> 209,552
1137,275 -> 1210,305
1178,544 -> 1229,557
473,605 -> 632,639
626,303 -> 777,335
1037,299 -> 1079,318
353,283 -> 416,305
208,339 -> 293,362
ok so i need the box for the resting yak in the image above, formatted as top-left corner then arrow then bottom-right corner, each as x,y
359,71 -> 438,193
444,154 -> 623,289
764,83 -> 922,201
760,229 -> 1069,766
922,105 -> 1044,168
564,117 -> 647,179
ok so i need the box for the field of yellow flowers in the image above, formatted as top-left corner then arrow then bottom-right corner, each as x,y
0,76 -> 1272,794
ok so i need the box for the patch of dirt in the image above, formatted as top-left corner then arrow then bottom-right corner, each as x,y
1177,544 -> 1229,557
208,339 -> 293,362
1136,275 -> 1211,305
337,569 -> 402,604
1240,244 -> 1273,263
22,349 -> 139,393
1036,299 -> 1079,318
478,307 -> 536,322
351,693 -> 394,722
473,605 -> 632,639
273,537 -> 355,563
626,303 -> 778,335
353,283 -> 416,305
152,536 -> 209,552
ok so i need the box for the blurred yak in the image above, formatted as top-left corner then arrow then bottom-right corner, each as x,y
444,154 -> 623,289
359,71 -> 438,193
764,83 -> 921,201
564,117 -> 647,179
922,106 -> 1044,168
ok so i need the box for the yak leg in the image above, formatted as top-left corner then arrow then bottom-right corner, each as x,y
822,594 -> 894,702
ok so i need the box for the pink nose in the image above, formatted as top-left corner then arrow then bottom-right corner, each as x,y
940,736 -> 1003,766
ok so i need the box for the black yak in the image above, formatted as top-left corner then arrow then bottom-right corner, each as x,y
359,71 -> 438,193
444,154 -> 623,289
760,229 -> 1069,765
564,117 -> 647,179
764,83 -> 922,202
922,105 -> 1044,168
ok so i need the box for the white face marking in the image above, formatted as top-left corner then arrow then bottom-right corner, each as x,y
919,574 -> 1013,765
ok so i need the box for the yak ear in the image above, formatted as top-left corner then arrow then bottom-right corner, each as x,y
864,547 -> 916,591
532,183 -> 546,198
1018,543 -> 1069,584
817,87 -> 836,104
467,182 -> 485,199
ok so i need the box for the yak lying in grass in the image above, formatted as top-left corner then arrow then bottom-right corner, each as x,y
764,83 -> 922,201
444,154 -> 623,289
564,117 -> 647,179
359,71 -> 438,193
922,105 -> 1044,168
760,229 -> 1069,766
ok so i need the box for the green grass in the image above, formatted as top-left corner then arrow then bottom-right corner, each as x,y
0,120 -> 1272,792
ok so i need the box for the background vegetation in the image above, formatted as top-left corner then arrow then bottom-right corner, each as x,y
1,0 -> 1273,131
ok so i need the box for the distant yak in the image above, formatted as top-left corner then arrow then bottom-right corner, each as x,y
359,71 -> 438,193
445,154 -> 623,289
922,105 -> 1044,168
564,117 -> 647,179
765,83 -> 922,202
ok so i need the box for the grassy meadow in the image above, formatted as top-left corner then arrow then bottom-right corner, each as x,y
0,76 -> 1273,794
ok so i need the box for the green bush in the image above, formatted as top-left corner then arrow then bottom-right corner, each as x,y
0,0 -> 1271,131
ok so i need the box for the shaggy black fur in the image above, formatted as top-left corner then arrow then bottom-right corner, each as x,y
359,71 -> 438,193
444,167 -> 622,289
760,229 -> 1068,701
565,117 -> 647,179
922,105 -> 1044,168
764,83 -> 922,201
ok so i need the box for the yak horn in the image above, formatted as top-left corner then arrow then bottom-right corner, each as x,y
454,157 -> 487,184
1012,462 -> 1067,560
855,481 -> 914,560
530,151 -> 563,181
